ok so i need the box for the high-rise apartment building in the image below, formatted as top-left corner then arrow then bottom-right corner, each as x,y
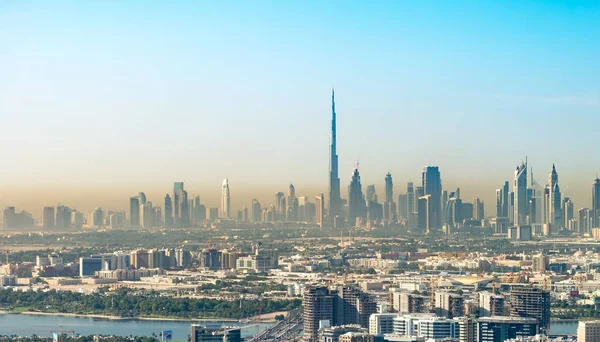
435,292 -> 464,318
389,290 -> 426,314
509,287 -> 550,332
303,286 -> 338,342
303,285 -> 376,342
478,292 -> 504,317
338,286 -> 377,328
578,321 -> 600,342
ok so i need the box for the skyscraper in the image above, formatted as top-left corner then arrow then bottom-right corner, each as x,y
543,185 -> 550,224
221,179 -> 231,218
496,181 -> 509,218
398,193 -> 408,220
579,208 -> 591,235
180,190 -> 190,227
514,161 -> 528,226
138,192 -> 147,205
328,89 -> 341,225
347,167 -> 365,227
173,182 -> 184,226
473,198 -> 484,221
55,205 -> 72,230
384,173 -> 394,221
164,194 -> 173,227
366,185 -> 377,203
510,287 -> 550,332
287,184 -> 297,221
42,206 -> 55,230
251,199 -> 261,222
422,166 -> 442,231
563,197 -> 574,229
90,208 -> 103,227
407,182 -> 415,214
129,196 -> 140,227
316,193 -> 324,228
592,177 -> 600,228
548,164 -> 562,230
140,203 -> 153,229
418,195 -> 432,233
303,286 -> 337,342
275,192 -> 285,221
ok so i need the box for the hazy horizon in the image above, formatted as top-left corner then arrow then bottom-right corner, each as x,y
2,1 -> 599,220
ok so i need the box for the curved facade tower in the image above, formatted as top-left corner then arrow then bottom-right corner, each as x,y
328,89 -> 341,224
221,179 -> 231,218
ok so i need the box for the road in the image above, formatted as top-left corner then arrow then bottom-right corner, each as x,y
249,309 -> 303,342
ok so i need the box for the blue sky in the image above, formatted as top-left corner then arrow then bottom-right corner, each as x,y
1,1 -> 599,211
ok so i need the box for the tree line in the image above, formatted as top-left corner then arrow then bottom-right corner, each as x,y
0,288 -> 301,319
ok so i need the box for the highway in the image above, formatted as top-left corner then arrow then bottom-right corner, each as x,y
248,309 -> 303,342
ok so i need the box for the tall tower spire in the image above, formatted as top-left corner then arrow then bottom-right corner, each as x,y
328,88 -> 341,225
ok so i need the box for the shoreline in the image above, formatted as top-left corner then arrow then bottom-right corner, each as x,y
15,311 -> 246,323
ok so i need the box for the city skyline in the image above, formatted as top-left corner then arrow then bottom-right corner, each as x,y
2,2 -> 600,340
2,1 -> 600,216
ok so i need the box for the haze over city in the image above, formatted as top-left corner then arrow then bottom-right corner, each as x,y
6,2 -> 600,342
2,1 -> 600,214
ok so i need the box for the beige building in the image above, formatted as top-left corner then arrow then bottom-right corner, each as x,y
578,321 -> 600,342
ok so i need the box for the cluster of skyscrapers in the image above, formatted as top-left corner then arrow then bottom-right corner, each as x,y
492,161 -> 600,237
3,90 -> 600,233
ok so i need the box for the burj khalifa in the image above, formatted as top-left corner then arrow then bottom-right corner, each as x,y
328,89 -> 341,224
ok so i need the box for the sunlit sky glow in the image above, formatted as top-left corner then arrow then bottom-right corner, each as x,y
1,1 -> 599,215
